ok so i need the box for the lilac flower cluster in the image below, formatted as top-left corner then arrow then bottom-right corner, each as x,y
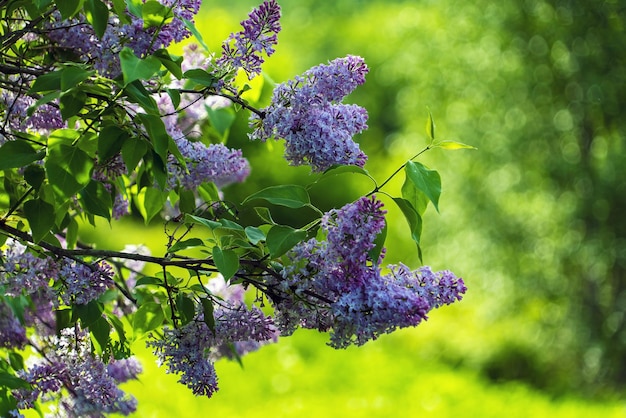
216,0 -> 281,79
250,56 -> 369,171
167,138 -> 251,190
46,0 -> 201,77
0,90 -> 65,134
59,261 -> 114,306
148,276 -> 278,397
13,330 -> 139,416
268,196 -> 467,348
1,239 -> 114,307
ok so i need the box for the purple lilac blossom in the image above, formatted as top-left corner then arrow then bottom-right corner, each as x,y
14,329 -> 138,416
1,240 -> 59,302
0,90 -> 65,134
249,56 -> 369,172
216,0 -> 281,79
107,357 -> 143,383
148,282 -> 278,397
167,138 -> 250,190
59,261 -> 114,306
46,0 -> 201,78
267,196 -> 467,348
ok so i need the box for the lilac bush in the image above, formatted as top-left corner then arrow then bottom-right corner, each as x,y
0,0 -> 469,415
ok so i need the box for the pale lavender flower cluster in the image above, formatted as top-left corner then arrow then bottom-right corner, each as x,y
250,56 -> 369,171
46,0 -> 201,77
148,276 -> 278,398
217,0 -> 281,79
14,330 -> 139,416
167,138 -> 251,190
1,241 -> 59,301
268,196 -> 467,348
0,90 -> 65,134
59,261 -> 114,306
106,357 -> 143,383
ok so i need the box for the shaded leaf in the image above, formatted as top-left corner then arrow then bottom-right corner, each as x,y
212,247 -> 240,280
0,140 -> 45,170
266,225 -> 307,258
119,47 -> 161,86
243,185 -> 310,208
23,198 -> 55,243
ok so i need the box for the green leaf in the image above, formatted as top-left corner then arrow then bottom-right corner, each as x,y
73,300 -> 104,328
56,0 -> 84,19
55,308 -> 73,333
59,90 -> 86,120
401,175 -> 429,216
405,161 -> 441,213
368,219 -> 387,264
60,66 -> 92,91
124,0 -> 142,18
254,207 -> 275,224
133,301 -> 165,337
0,140 -> 45,170
167,238 -> 205,253
433,140 -> 477,150
243,185 -> 310,208
182,17 -> 209,51
84,0 -> 109,38
138,113 -> 169,163
45,144 -> 94,200
119,47 -> 161,86
8,352 -> 24,371
218,219 -> 244,231
136,187 -> 167,224
98,125 -> 129,162
321,164 -> 370,177
23,198 -> 55,243
184,214 -> 221,230
0,372 -> 31,390
245,226 -> 266,245
142,0 -> 173,27
200,297 -> 215,332
167,88 -> 181,108
135,276 -> 163,286
207,106 -> 235,138
123,80 -> 159,114
212,247 -> 240,280
108,313 -> 127,343
121,136 -> 148,172
266,225 -> 307,258
79,180 -> 112,220
183,68 -> 217,87
23,164 -> 45,191
153,49 -> 183,79
426,109 -> 435,141
176,294 -> 196,326
28,70 -> 62,93
89,316 -> 111,354
392,197 -> 423,260
178,189 -> 195,213
111,0 -> 130,23
66,217 -> 78,249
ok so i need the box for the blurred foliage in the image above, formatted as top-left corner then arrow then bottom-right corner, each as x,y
191,0 -> 626,396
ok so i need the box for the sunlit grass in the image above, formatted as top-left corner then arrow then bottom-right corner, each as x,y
119,328 -> 626,418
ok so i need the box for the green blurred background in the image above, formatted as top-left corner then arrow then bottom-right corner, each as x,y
113,0 -> 626,416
